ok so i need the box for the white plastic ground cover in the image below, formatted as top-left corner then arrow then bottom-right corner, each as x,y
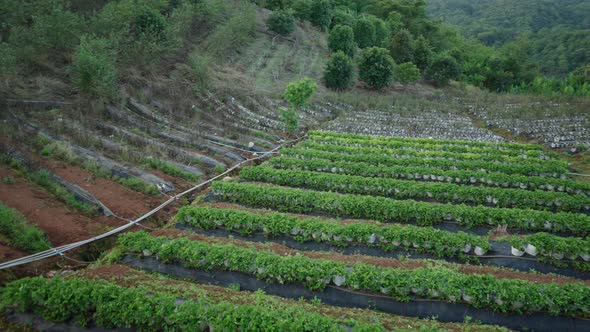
466,101 -> 590,149
322,108 -> 505,142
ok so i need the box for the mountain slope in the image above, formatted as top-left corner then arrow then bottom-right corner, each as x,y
427,0 -> 590,76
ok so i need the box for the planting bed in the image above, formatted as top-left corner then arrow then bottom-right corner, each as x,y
323,108 -> 505,142
3,131 -> 590,331
465,100 -> 590,149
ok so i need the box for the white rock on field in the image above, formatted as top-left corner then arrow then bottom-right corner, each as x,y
525,244 -> 538,256
474,246 -> 487,256
511,247 -> 525,257
333,275 -> 346,286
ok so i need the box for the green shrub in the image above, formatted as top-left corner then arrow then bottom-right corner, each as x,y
353,17 -> 375,49
71,36 -> 118,98
91,0 -> 171,66
165,1 -> 207,48
357,47 -> 395,90
204,2 -> 257,58
328,25 -> 356,57
31,6 -> 84,52
188,52 -> 212,90
324,51 -> 355,91
6,6 -> 84,65
395,62 -> 421,84
0,43 -> 18,78
426,53 -> 462,86
0,202 -> 50,253
266,10 -> 296,36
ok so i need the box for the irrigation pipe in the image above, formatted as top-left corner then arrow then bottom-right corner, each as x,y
0,136 -> 303,270
2,98 -> 73,105
567,172 -> 590,177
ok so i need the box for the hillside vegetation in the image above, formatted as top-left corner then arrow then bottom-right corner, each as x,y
427,0 -> 590,77
1,0 -> 589,102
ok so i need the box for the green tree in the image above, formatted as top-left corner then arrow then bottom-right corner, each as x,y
280,107 -> 299,134
369,15 -> 390,47
388,29 -> 414,63
354,17 -> 376,48
282,78 -> 317,134
71,36 -> 118,98
331,8 -> 356,28
413,35 -> 432,71
386,11 -> 404,35
394,62 -> 421,84
357,47 -> 395,90
309,0 -> 333,29
256,0 -> 289,10
284,78 -> 318,108
267,10 -> 295,36
328,25 -> 356,56
292,0 -> 313,21
324,51 -> 356,90
425,53 -> 461,86
31,6 -> 84,52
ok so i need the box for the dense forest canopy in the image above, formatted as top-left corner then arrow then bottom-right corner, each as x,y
427,0 -> 590,77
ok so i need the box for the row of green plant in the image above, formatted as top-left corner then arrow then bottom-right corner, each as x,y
297,142 -> 567,170
1,154 -> 99,216
212,181 -> 590,235
143,158 -> 201,182
240,166 -> 590,212
0,277 -> 386,332
174,206 -> 490,259
307,133 -> 554,158
267,156 -> 590,195
0,202 -> 50,253
280,148 -> 571,178
38,138 -> 160,196
508,233 -> 590,263
120,231 -> 590,318
308,131 -> 545,151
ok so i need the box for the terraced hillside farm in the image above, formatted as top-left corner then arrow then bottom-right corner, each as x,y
3,130 -> 589,331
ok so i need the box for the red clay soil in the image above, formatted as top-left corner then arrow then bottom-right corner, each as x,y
0,243 -> 26,262
0,243 -> 62,285
150,229 -> 590,286
0,166 -> 124,247
43,158 -> 159,220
